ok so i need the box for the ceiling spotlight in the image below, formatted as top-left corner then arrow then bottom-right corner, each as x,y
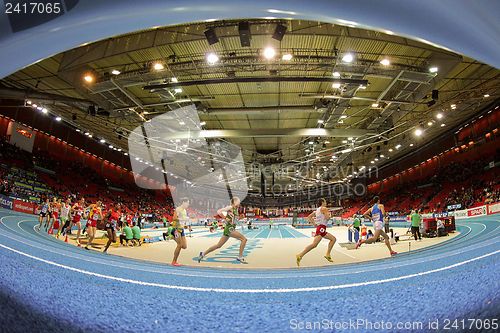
375,158 -> 379,161
348,137 -> 354,141
272,24 -> 287,41
450,104 -> 456,109
380,154 -> 385,158
174,88 -> 183,94
436,113 -> 443,119
124,153 -> 128,156
100,139 -> 106,143
380,58 -> 390,66
179,121 -> 185,126
388,148 -> 393,152
171,77 -> 178,83
429,66 -> 438,73
395,144 -> 402,149
332,71 -> 341,78
332,82 -> 341,89
83,74 -> 94,83
206,52 -> 219,65
109,145 -> 114,149
342,140 -> 348,144
428,121 -> 433,126
359,85 -> 366,89
153,62 -> 164,71
84,132 -> 89,136
308,140 -> 314,145
441,123 -> 446,127
111,69 -> 121,75
88,135 -> 92,138
342,53 -> 354,63
76,129 -> 81,132
26,100 -> 32,105
204,27 -> 219,45
41,108 -> 48,113
409,143 -> 414,147
263,47 -> 276,59
371,161 -> 375,164
317,119 -> 324,124
340,115 -> 348,119
55,116 -> 61,121
200,121 -> 206,126
415,128 -> 423,136
371,103 -> 379,108
32,104 -> 38,108
282,53 -> 293,61
484,94 -> 490,98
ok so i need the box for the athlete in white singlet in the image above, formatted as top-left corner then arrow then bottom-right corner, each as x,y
296,198 -> 337,267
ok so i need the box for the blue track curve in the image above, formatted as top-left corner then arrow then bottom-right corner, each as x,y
0,208 -> 499,332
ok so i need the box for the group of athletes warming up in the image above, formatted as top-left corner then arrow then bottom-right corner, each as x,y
40,194 -> 396,267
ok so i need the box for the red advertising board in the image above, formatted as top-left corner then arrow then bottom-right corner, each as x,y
13,200 -> 36,214
487,202 -> 500,215
467,205 -> 487,217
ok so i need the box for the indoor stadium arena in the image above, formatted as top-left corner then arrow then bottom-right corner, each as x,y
0,1 -> 499,332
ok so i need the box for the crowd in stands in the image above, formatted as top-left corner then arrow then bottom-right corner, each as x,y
0,138 -> 175,221
340,150 -> 500,217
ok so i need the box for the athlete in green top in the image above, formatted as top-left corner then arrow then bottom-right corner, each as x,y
131,224 -> 141,244
170,198 -> 190,266
352,214 -> 361,230
410,210 -> 422,241
121,225 -> 133,246
198,197 -> 248,264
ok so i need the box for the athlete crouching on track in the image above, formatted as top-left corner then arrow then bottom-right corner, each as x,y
198,197 -> 248,264
84,201 -> 102,250
356,196 -> 398,256
170,197 -> 190,266
103,203 -> 121,254
296,198 -> 337,267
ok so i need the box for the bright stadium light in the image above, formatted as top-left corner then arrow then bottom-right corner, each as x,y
415,128 -> 423,136
380,58 -> 390,66
206,53 -> 219,65
263,47 -> 276,59
342,53 -> 354,63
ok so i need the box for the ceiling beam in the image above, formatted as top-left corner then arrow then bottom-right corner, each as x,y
162,128 -> 375,139
143,77 -> 368,90
298,93 -> 426,105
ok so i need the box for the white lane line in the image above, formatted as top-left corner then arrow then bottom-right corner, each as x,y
1,215 -> 498,280
0,242 -> 498,293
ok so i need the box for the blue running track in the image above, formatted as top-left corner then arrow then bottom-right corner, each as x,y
0,209 -> 498,332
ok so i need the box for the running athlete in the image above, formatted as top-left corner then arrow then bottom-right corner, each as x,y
296,198 -> 337,267
57,198 -> 71,238
47,197 -> 61,234
198,197 -> 248,264
170,198 -> 190,266
356,196 -> 398,256
103,204 -> 121,254
85,201 -> 103,250
70,198 -> 85,246
38,198 -> 50,230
